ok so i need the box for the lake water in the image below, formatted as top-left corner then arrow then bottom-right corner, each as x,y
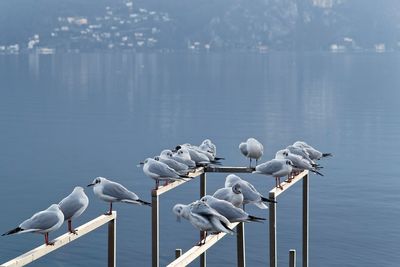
0,52 -> 399,267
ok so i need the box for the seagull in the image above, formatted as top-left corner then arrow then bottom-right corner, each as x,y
2,204 -> 64,245
88,177 -> 151,215
154,152 -> 189,174
172,203 -> 194,222
173,201 -> 234,245
189,201 -> 234,245
275,149 -> 324,178
213,183 -> 244,207
199,139 -> 217,158
175,144 -> 212,165
253,159 -> 294,190
200,195 -> 266,223
224,174 -> 276,209
142,158 -> 189,189
286,145 -> 320,168
171,148 -> 196,168
239,138 -> 264,167
198,139 -> 225,161
58,186 -> 89,234
293,141 -> 332,160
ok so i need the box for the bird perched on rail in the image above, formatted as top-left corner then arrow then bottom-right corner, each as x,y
200,195 -> 266,223
224,174 -> 276,209
275,149 -> 324,179
174,201 -> 233,245
292,141 -> 332,161
239,138 -> 264,168
171,148 -> 196,169
88,177 -> 151,215
141,158 -> 190,189
253,159 -> 294,190
155,149 -> 190,174
286,145 -> 321,169
213,183 -> 244,208
2,204 -> 64,245
58,186 -> 89,234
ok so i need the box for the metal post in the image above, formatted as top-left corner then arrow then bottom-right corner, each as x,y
237,222 -> 246,267
175,249 -> 182,259
269,191 -> 277,267
302,174 -> 309,267
289,249 -> 296,267
200,173 -> 207,267
152,190 -> 159,267
108,217 -> 116,267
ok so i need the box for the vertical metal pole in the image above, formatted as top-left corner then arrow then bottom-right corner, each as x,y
200,173 -> 207,267
269,191 -> 277,267
302,174 -> 309,267
289,249 -> 296,267
152,190 -> 159,267
108,214 -> 116,267
237,222 -> 246,267
175,249 -> 182,259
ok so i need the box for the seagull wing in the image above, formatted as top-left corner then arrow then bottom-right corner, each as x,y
102,181 -> 139,202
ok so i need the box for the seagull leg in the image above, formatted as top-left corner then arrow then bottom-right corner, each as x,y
68,220 -> 77,235
249,158 -> 252,168
105,203 -> 113,216
278,177 -> 283,190
155,180 -> 159,190
45,233 -> 54,246
197,231 -> 206,246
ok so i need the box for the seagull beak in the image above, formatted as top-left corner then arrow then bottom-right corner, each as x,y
87,183 -> 94,187
137,162 -> 144,167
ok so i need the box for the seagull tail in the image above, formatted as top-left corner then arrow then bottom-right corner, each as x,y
322,153 -> 333,158
248,215 -> 267,223
214,157 -> 225,161
311,169 -> 324,176
137,199 -> 152,207
312,163 -> 323,169
261,196 -> 277,204
2,227 -> 23,236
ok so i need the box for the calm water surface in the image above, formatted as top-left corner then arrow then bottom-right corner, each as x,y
0,52 -> 399,266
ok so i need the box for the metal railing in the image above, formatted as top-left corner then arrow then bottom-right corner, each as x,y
1,167 -> 310,267
1,211 -> 117,267
151,165 -> 309,267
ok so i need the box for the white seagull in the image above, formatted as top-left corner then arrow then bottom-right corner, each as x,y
59,186 -> 89,234
224,174 -> 276,209
213,183 -> 244,207
88,177 -> 151,215
2,204 -> 64,245
293,141 -> 332,160
142,158 -> 189,189
156,150 -> 190,173
171,148 -> 196,168
200,195 -> 266,223
173,201 -> 234,245
253,159 -> 294,190
239,138 -> 264,167
275,149 -> 324,178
